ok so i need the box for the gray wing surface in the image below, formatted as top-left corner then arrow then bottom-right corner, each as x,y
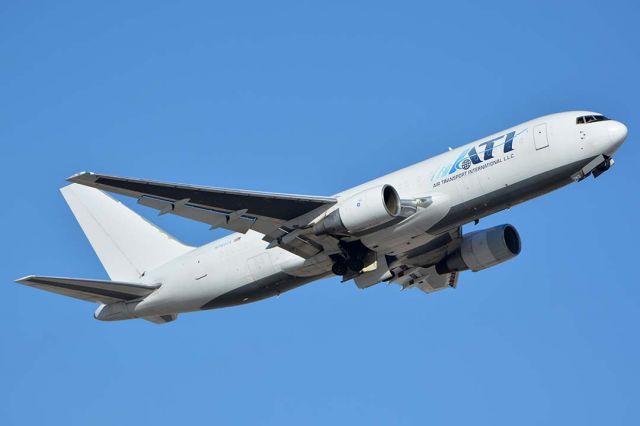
67,171 -> 339,259
388,227 -> 462,293
68,172 -> 335,222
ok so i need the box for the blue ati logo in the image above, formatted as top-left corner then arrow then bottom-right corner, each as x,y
432,130 -> 516,181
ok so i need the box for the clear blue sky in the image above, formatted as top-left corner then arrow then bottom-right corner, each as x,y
2,1 -> 639,424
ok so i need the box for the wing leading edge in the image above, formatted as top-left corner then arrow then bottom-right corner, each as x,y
67,171 -> 339,258
68,171 -> 336,222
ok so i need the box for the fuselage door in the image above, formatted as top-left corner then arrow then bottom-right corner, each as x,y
533,123 -> 549,150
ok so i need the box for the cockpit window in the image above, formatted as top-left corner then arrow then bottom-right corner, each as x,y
576,115 -> 610,124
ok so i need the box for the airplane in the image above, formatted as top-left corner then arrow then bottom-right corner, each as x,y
15,111 -> 628,324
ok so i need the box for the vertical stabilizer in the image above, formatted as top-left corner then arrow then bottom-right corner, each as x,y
60,184 -> 193,281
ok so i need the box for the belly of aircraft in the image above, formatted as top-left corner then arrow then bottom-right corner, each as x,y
428,156 -> 596,234
200,272 -> 325,310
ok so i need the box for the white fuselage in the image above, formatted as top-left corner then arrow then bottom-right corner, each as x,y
120,111 -> 626,318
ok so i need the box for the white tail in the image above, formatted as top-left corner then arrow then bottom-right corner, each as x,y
61,184 -> 193,281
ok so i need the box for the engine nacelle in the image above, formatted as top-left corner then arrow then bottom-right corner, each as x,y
436,224 -> 521,273
313,185 -> 401,235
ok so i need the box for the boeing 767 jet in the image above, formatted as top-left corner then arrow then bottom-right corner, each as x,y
16,111 -> 628,324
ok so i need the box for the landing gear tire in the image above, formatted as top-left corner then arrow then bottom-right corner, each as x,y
332,262 -> 348,276
347,258 -> 365,273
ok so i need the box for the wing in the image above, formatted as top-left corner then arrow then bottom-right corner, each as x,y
388,227 -> 462,294
389,266 -> 459,293
15,275 -> 160,305
67,172 -> 339,258
354,227 -> 462,294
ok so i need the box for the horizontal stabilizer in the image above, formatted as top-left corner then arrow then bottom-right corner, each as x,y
15,275 -> 160,305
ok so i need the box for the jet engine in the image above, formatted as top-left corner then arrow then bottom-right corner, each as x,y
313,185 -> 401,235
435,224 -> 521,274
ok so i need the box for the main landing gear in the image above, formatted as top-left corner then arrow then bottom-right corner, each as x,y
331,256 -> 365,276
330,240 -> 370,276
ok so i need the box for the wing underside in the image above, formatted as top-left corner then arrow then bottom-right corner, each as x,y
391,266 -> 459,293
67,171 -> 339,258
67,172 -> 335,223
388,226 -> 462,294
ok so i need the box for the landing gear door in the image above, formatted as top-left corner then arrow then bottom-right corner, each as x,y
534,123 -> 549,150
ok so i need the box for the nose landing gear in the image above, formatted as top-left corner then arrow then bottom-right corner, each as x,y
572,155 -> 615,182
593,156 -> 614,178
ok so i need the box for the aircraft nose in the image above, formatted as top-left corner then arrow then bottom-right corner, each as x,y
607,120 -> 628,153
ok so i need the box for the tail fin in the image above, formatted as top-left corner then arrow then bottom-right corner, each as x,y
61,184 -> 193,281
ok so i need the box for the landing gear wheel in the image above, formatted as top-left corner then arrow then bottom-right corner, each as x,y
332,262 -> 348,276
347,258 -> 365,272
